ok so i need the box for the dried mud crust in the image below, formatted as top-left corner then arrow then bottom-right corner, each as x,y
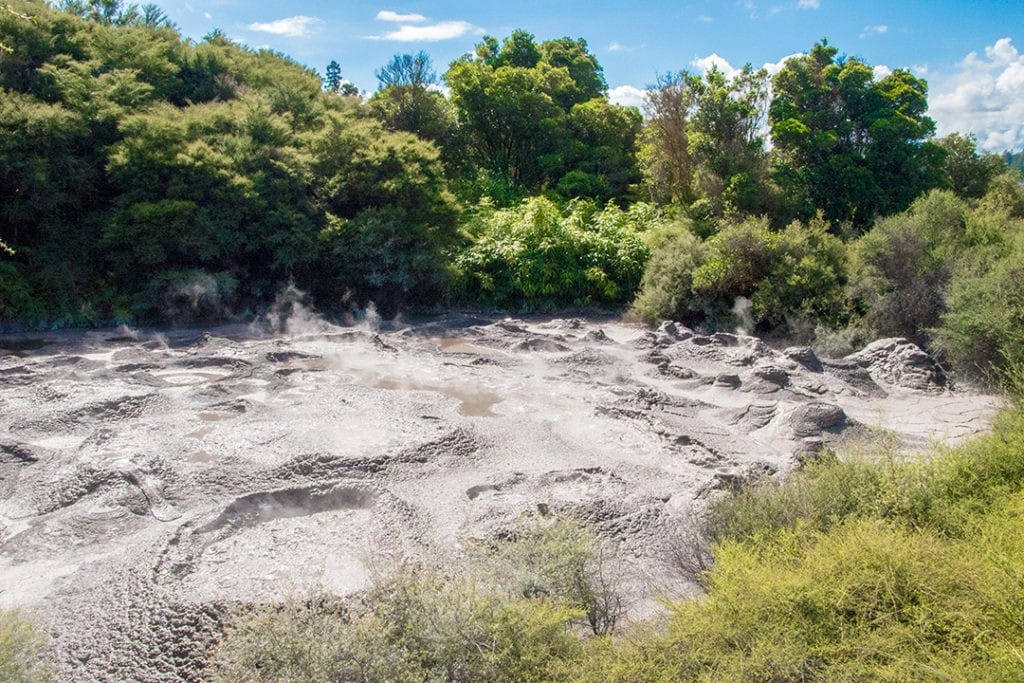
0,318 -> 999,681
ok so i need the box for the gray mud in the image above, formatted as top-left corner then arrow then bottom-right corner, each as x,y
0,316 -> 999,681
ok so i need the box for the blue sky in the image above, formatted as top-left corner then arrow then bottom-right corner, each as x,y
158,1 -> 1024,150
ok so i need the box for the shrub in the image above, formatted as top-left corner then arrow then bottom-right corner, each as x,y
477,518 -> 623,635
209,518 -> 615,681
706,406 -> 1024,543
452,197 -> 655,309
632,213 -> 847,334
846,189 -> 968,344
631,219 -> 707,325
584,405 -> 1024,680
0,608 -> 50,682
932,202 -> 1024,381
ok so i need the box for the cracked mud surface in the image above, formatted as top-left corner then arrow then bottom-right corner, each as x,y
0,315 -> 999,681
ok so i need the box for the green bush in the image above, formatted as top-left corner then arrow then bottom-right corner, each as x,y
933,207 -> 1024,381
630,220 -> 707,326
578,406 -> 1024,681
476,518 -> 622,635
0,608 -> 50,682
632,213 -> 846,333
209,519 -> 616,681
452,196 -> 655,309
209,575 -> 584,683
846,189 -> 968,345
708,407 -> 1024,543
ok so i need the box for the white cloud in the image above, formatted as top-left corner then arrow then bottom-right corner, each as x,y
248,16 -> 321,38
860,24 -> 888,38
763,52 -> 803,75
690,52 -> 803,79
376,10 -> 427,23
203,11 -> 212,20
366,20 -> 483,42
872,64 -> 892,80
608,85 -> 647,109
608,41 -> 625,52
691,53 -> 741,79
797,0 -> 819,8
929,38 -> 1024,151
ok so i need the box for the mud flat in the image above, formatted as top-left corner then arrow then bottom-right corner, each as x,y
0,315 -> 999,681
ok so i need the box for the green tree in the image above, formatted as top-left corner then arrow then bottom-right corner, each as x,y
769,40 -> 944,228
445,30 -> 636,202
375,50 -> 436,88
938,132 -> 1008,199
366,51 -> 454,151
323,59 -> 341,92
638,65 -> 769,217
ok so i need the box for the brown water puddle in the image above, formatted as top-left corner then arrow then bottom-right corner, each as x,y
363,375 -> 502,417
436,337 -> 507,358
197,411 -> 238,422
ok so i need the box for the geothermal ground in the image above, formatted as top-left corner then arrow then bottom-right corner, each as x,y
0,313 -> 999,681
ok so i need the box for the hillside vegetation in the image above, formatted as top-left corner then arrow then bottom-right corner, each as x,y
2,1 -> 1023,386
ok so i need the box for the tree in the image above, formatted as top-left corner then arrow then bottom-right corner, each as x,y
375,50 -> 436,88
444,30 -> 637,202
324,59 -> 341,92
769,40 -> 944,229
638,65 -> 769,217
938,133 -> 1008,199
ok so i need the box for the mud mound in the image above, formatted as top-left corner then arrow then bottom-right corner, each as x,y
844,337 -> 947,392
0,316 -> 998,681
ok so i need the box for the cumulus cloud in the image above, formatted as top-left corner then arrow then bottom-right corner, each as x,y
365,19 -> 482,42
872,64 -> 893,79
690,52 -> 802,78
929,37 -> 1024,151
691,53 -> 741,79
608,41 -> 626,52
376,10 -> 427,23
860,24 -> 888,38
608,85 -> 648,109
248,15 -> 321,38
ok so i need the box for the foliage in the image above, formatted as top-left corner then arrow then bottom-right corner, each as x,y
938,132 -> 1009,199
574,404 -> 1024,681
445,30 -> 639,203
639,65 -> 769,217
0,608 -> 50,682
845,189 -> 967,344
634,213 -> 847,333
932,188 -> 1024,380
0,0 -> 456,323
375,50 -> 436,88
452,197 -> 655,309
769,40 -> 944,229
208,519 -> 610,682
477,519 -> 623,636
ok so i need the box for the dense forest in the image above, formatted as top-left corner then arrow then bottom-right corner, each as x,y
2,0 -> 1024,384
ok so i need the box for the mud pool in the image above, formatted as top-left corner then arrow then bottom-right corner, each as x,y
0,314 -> 999,681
